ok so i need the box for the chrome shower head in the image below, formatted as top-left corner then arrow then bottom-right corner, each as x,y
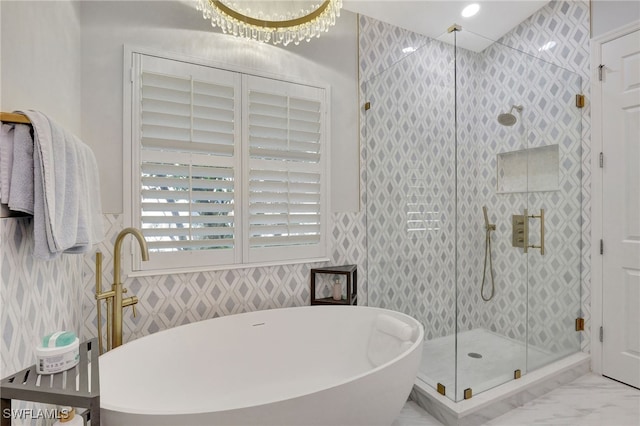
497,105 -> 523,126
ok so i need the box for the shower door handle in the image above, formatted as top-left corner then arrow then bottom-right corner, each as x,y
523,209 -> 529,253
527,209 -> 545,255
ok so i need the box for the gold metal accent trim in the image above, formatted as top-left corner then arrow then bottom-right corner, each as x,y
364,102 -> 371,111
514,369 -> 522,379
528,209 -> 545,255
576,317 -> 585,331
437,383 -> 446,395
448,23 -> 462,33
515,209 -> 546,255
95,252 -> 104,355
210,0 -> 332,29
576,94 -> 585,108
464,388 -> 472,400
523,208 -> 529,253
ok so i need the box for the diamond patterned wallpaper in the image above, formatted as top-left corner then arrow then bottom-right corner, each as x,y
80,213 -> 365,344
0,218 -> 83,376
360,0 -> 591,356
1,211 -> 365,378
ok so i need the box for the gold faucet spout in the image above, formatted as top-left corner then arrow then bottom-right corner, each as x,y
114,227 -> 149,286
111,227 -> 149,349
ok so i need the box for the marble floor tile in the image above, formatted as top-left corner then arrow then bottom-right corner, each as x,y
396,373 -> 640,426
484,374 -> 640,426
393,401 -> 443,426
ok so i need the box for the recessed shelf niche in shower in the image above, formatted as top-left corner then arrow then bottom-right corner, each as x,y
497,144 -> 560,193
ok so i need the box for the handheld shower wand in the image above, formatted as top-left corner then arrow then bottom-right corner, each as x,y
482,206 -> 495,231
481,206 -> 496,301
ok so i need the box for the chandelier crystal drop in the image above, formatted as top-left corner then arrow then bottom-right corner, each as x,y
197,0 -> 342,46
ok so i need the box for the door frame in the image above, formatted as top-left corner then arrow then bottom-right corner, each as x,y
590,20 -> 640,375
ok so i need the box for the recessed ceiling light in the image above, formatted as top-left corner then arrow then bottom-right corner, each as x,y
461,3 -> 480,18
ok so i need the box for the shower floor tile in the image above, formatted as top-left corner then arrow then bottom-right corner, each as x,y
418,328 -> 556,401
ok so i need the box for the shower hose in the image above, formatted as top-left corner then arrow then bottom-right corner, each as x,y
481,226 -> 496,301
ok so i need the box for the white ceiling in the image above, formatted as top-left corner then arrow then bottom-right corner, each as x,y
341,0 -> 551,52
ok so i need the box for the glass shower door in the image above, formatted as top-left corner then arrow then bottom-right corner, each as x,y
454,30 -> 583,400
454,30 -> 531,401
364,38 -> 457,399
523,59 -> 583,373
363,25 -> 583,403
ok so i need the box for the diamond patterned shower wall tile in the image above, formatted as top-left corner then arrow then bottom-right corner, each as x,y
360,0 -> 590,355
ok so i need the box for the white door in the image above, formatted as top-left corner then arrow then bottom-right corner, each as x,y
601,28 -> 640,389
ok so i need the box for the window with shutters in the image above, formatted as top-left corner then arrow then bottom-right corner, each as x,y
244,75 -> 326,264
127,53 -> 328,272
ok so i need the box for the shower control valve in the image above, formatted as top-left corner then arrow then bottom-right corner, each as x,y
512,214 -> 528,250
511,209 -> 545,255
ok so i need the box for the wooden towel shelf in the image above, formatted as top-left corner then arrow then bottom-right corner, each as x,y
0,112 -> 31,124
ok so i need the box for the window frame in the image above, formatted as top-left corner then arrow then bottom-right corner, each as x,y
123,47 -> 331,276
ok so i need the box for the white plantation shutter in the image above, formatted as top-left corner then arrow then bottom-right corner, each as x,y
129,54 -> 327,272
140,155 -> 235,250
244,76 -> 327,263
132,55 -> 241,270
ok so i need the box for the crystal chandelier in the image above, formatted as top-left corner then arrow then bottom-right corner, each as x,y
197,0 -> 342,46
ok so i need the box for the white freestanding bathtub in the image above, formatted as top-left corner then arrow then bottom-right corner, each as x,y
99,305 -> 424,425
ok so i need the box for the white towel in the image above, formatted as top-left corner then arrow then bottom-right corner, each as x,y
20,110 -> 104,259
9,124 -> 35,214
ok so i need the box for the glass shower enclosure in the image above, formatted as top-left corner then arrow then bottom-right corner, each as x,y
364,27 -> 582,401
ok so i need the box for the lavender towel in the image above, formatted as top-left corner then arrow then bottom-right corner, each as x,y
9,124 -> 35,214
0,124 -> 15,204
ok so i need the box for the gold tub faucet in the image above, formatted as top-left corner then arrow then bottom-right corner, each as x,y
96,227 -> 149,353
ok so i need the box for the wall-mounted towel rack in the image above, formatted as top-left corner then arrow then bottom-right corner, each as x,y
0,112 -> 31,124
